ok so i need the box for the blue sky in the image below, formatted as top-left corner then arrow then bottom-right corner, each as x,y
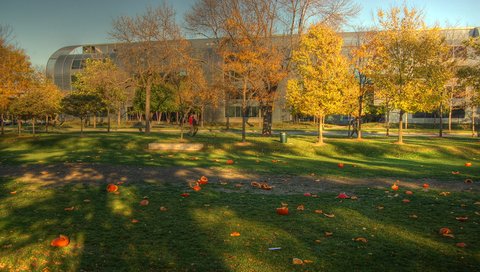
1,0 -> 479,68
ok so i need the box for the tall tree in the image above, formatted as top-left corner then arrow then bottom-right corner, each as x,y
0,25 -> 32,135
110,3 -> 188,133
287,23 -> 352,144
73,58 -> 129,132
367,5 -> 444,144
61,92 -> 104,135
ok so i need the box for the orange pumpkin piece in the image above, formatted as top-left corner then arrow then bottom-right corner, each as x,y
198,176 -> 208,185
455,216 -> 468,222
106,184 -> 118,192
226,159 -> 234,165
230,232 -> 240,237
402,199 -> 411,203
192,185 -> 202,191
464,179 -> 473,184
336,193 -> 349,199
439,227 -> 454,238
405,191 -> 413,195
337,163 -> 344,168
64,206 -> 75,211
10,191 -> 17,195
131,219 -> 139,223
50,235 -> 70,247
297,204 -> 305,211
276,207 -> 289,215
180,193 -> 190,197
456,242 -> 466,248
324,231 -> 333,237
292,258 -> 303,265
391,183 -> 399,191
422,183 -> 430,189
314,209 -> 323,214
465,162 -> 472,167
439,191 -> 450,196
354,237 -> 368,243
140,199 -> 149,206
451,171 -> 460,175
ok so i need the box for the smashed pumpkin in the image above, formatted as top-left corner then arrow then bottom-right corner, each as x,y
50,235 -> 70,247
106,184 -> 118,192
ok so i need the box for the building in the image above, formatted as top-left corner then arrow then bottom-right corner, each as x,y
46,27 -> 480,125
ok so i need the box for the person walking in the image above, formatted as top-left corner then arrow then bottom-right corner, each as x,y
349,117 -> 358,137
192,114 -> 199,136
188,114 -> 194,136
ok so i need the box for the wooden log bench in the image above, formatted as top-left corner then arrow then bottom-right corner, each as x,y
148,143 -> 204,152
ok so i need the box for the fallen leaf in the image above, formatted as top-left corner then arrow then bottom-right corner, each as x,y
354,237 -> 368,243
405,191 -> 413,195
140,199 -> 149,206
324,232 -> 333,237
455,216 -> 468,222
64,206 -> 74,211
475,211 -> 480,216
451,171 -> 460,175
456,242 -> 467,248
180,193 -> 190,197
230,232 -> 240,237
131,219 -> 139,223
409,214 -> 418,219
377,205 -> 385,210
350,196 -> 358,200
314,209 -> 323,214
439,192 -> 451,196
292,258 -> 303,265
303,260 -> 314,264
159,206 -> 168,211
315,240 -> 321,243
297,204 -> 305,211
83,199 -> 91,203
402,199 -> 411,203
324,213 -> 335,218
9,191 -> 16,195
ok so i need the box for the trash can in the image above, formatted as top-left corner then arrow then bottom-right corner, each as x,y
280,132 -> 287,143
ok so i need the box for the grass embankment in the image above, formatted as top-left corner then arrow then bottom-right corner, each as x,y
0,132 -> 479,271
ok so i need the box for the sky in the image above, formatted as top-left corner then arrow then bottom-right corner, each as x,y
1,0 -> 479,68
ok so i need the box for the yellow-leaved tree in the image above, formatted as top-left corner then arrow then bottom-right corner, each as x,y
287,23 -> 353,144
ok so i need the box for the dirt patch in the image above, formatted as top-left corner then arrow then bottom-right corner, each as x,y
0,163 -> 477,194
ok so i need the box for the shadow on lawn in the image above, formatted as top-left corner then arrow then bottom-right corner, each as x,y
1,171 -> 480,271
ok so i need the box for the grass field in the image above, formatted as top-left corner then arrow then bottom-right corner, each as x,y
0,131 -> 479,271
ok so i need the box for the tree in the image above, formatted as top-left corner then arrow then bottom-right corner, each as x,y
73,58 -> 129,132
287,23 -> 352,144
185,0 -> 360,136
0,25 -> 32,135
9,71 -> 63,135
367,5 -> 445,144
61,92 -> 104,135
110,3 -> 189,134
458,37 -> 480,137
132,83 -> 176,124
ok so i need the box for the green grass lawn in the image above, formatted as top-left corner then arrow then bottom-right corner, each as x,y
0,131 -> 479,271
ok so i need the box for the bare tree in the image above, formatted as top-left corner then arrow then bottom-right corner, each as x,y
110,3 -> 188,133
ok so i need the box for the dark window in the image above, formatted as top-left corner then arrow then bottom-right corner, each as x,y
71,59 -> 86,69
413,109 -> 465,119
451,109 -> 465,118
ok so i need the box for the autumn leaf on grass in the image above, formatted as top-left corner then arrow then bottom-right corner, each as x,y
324,232 -> 333,237
439,192 -> 451,196
456,242 -> 467,248
131,219 -> 139,223
451,171 -> 460,175
9,191 -> 16,195
314,210 -> 323,214
297,204 -> 305,211
455,216 -> 468,222
354,237 -> 368,243
64,206 -> 75,211
303,260 -> 314,264
439,228 -> 454,238
324,213 -> 335,218
230,232 -> 240,237
159,206 -> 168,212
292,258 -> 303,265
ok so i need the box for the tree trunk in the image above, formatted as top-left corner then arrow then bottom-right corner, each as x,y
357,94 -> 363,140
261,103 -> 273,136
439,104 -> 443,137
32,117 -> 35,136
145,83 -> 151,133
1,113 -> 4,135
386,109 -> 390,136
241,79 -> 247,143
93,114 -> 97,129
117,107 -> 121,129
405,113 -> 408,130
176,112 -> 179,125
45,115 -> 49,133
448,92 -> 453,132
17,118 -> 21,135
167,112 -> 171,124
225,93 -> 230,130
398,110 -> 404,144
201,106 -> 205,128
472,106 -> 476,137
317,115 -> 324,144
107,109 -> 111,133
80,117 -> 84,135
347,113 -> 351,137
180,115 -> 185,140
